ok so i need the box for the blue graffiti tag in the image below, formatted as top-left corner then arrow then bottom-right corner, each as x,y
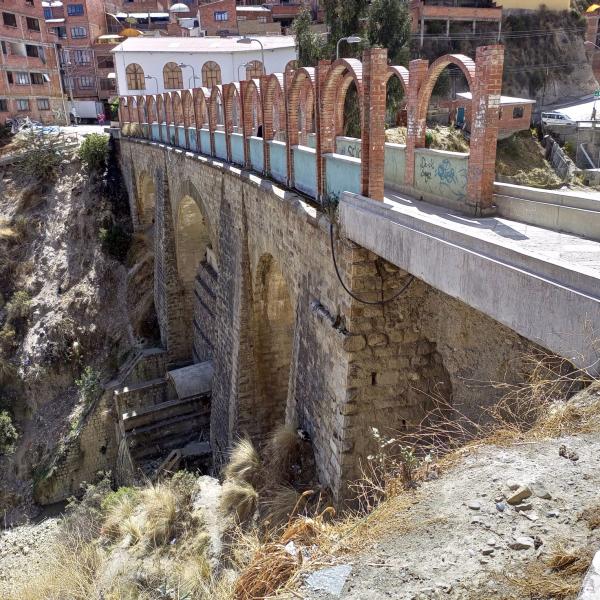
436,159 -> 457,186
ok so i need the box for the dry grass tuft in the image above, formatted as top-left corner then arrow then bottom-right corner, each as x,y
263,424 -> 301,485
140,483 -> 177,546
580,503 -> 600,530
224,438 -> 263,488
233,542 -> 300,600
262,485 -> 305,528
503,542 -> 594,600
221,480 -> 259,524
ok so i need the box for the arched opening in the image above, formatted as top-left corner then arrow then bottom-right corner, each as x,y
245,60 -> 264,80
243,81 -> 262,136
384,68 -> 408,135
163,62 -> 183,90
231,88 -> 241,132
253,254 -> 295,438
202,61 -> 221,88
136,171 -> 156,229
174,191 -> 216,359
263,75 -> 285,143
125,63 -> 145,91
341,79 -> 361,139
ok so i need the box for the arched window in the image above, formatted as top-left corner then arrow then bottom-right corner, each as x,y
202,61 -> 221,88
163,62 -> 183,89
245,60 -> 264,80
125,63 -> 145,91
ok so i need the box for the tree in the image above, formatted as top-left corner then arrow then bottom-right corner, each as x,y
367,0 -> 410,64
292,8 -> 325,67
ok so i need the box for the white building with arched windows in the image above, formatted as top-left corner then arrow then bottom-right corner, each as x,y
112,36 -> 297,96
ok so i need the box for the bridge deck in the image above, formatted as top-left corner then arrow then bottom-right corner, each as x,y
340,188 -> 600,374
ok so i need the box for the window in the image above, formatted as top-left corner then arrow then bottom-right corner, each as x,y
245,60 -> 264,79
201,61 -> 221,88
79,75 -> 94,88
53,26 -> 67,38
97,56 -> 114,69
1,42 -> 6,55
237,15 -> 246,21
73,49 -> 91,64
37,98 -> 50,110
512,106 -> 524,119
30,72 -> 45,84
0,99 -> 8,112
64,75 -> 74,91
214,10 -> 228,21
71,26 -> 87,38
16,99 -> 30,111
25,0 -> 35,6
26,17 -> 40,31
257,16 -> 267,23
2,12 -> 17,27
6,72 -> 12,84
163,62 -> 183,89
43,7 -> 52,18
67,4 -> 84,15
125,62 -> 145,90
15,72 -> 30,85
26,44 -> 40,58
100,77 -> 115,90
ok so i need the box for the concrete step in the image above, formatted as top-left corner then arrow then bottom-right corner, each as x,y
494,182 -> 600,212
122,392 -> 210,431
494,193 -> 600,242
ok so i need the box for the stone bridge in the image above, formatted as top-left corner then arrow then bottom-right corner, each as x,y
116,45 -> 600,501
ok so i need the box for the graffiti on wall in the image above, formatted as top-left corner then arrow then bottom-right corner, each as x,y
416,153 -> 468,201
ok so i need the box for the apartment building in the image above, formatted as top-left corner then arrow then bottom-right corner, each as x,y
0,0 -> 65,124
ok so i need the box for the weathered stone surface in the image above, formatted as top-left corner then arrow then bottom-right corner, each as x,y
305,565 -> 352,597
507,486 -> 532,505
577,549 -> 600,599
509,536 -> 535,550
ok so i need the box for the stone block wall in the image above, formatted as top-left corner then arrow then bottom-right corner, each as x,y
119,138 -> 543,503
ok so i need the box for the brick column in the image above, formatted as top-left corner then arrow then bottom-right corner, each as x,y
315,60 -> 331,201
260,75 -> 271,176
164,93 -> 173,145
284,67 -> 295,187
240,80 -> 253,169
360,47 -> 387,201
467,45 -> 504,210
208,93 -> 217,157
223,83 -> 235,163
404,59 -> 429,188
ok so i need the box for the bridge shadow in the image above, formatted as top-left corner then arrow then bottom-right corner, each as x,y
384,190 -> 530,242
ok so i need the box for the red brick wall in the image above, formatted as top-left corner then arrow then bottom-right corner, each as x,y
198,0 -> 238,35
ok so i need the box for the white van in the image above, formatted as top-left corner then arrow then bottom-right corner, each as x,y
541,112 -> 575,126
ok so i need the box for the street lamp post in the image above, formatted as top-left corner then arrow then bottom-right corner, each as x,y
237,62 -> 250,82
145,75 -> 159,95
336,35 -> 362,60
178,63 -> 199,89
236,37 -> 265,72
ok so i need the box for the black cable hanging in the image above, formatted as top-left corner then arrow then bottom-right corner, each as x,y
329,222 -> 415,306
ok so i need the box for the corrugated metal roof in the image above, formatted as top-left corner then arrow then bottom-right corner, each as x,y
457,92 -> 536,105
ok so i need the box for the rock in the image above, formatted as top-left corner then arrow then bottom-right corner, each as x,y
506,481 -> 520,491
507,486 -> 532,505
305,565 -> 353,598
514,502 -> 533,512
546,510 -> 560,518
482,548 -> 494,556
530,482 -> 552,500
487,539 -> 496,547
468,501 -> 481,511
522,511 -> 539,522
509,536 -> 535,551
496,502 -> 506,512
559,444 -> 580,462
534,536 -> 544,550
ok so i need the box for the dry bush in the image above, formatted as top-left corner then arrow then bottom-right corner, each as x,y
503,542 -> 594,600
224,438 -> 263,488
221,480 -> 259,524
102,490 -> 139,541
263,425 -> 301,485
262,485 -> 304,527
233,542 -> 300,600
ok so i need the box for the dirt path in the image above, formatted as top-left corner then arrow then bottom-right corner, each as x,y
300,432 -> 600,599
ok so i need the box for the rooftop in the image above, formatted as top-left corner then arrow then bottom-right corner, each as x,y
112,35 -> 296,54
457,91 -> 536,105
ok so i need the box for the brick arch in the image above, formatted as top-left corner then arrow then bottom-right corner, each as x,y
249,252 -> 296,442
209,86 -> 224,128
287,67 -> 315,147
223,82 -> 241,131
182,90 -> 194,127
385,65 -> 410,94
156,94 -> 165,122
172,92 -> 184,125
137,95 -> 147,125
128,96 -> 138,124
416,54 -> 475,129
242,78 -> 262,135
164,92 -> 174,126
284,59 -> 298,75
194,88 -> 210,127
262,73 -> 285,141
146,95 -> 157,123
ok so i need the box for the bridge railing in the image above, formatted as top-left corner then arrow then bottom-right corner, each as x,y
119,44 -> 504,212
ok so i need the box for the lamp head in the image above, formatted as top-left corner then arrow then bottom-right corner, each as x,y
347,35 -> 362,44
169,2 -> 189,12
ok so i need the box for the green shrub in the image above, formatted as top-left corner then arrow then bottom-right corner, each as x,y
14,129 -> 64,184
6,290 -> 31,321
78,133 -> 109,172
109,98 -> 119,120
75,366 -> 102,404
100,486 -> 139,513
425,130 -> 434,148
99,224 -> 131,263
0,410 -> 18,455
